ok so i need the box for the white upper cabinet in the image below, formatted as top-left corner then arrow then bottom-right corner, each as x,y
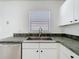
60,0 -> 74,25
74,0 -> 79,23
60,0 -> 79,26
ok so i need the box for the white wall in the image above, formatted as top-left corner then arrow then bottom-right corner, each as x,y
0,1 -> 64,39
61,23 -> 79,36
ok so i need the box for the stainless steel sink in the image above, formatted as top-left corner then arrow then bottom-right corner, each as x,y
27,37 -> 52,40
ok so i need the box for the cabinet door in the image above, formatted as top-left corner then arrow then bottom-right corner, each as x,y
60,51 -> 69,59
60,48 -> 79,59
22,49 -> 39,59
40,49 -> 58,59
59,46 -> 70,59
60,0 -> 74,25
59,44 -> 70,59
74,0 -> 79,23
59,44 -> 79,59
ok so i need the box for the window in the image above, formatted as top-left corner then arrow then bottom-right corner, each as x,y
29,10 -> 50,33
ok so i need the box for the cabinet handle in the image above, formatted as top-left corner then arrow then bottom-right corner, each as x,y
70,21 -> 72,23
41,50 -> 43,52
70,56 -> 74,59
36,50 -> 39,52
74,19 -> 77,21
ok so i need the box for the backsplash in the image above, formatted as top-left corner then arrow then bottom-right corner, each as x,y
13,33 -> 63,37
63,34 -> 79,41
13,33 -> 79,41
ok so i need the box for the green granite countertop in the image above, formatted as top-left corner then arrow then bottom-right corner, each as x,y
0,37 -> 79,56
53,37 -> 79,55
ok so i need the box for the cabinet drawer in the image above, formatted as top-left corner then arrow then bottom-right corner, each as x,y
22,43 -> 39,48
40,43 -> 58,48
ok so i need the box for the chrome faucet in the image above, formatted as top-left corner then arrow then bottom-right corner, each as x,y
38,27 -> 43,37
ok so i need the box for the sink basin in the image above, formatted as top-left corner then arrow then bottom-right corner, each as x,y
27,37 -> 52,40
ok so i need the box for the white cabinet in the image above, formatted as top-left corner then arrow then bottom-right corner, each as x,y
60,0 -> 79,26
60,0 -> 74,25
22,43 -> 39,59
23,49 -> 39,59
40,49 -> 58,59
22,43 -> 79,59
74,0 -> 79,23
40,43 -> 58,59
59,44 -> 70,59
22,43 -> 58,59
59,50 -> 69,59
59,44 -> 79,59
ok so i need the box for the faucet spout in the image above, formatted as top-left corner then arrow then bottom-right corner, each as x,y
39,27 -> 43,38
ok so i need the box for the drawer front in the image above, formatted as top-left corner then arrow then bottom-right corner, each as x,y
40,43 -> 58,48
22,43 -> 39,48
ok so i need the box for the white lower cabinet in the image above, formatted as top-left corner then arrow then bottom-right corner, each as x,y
40,49 -> 58,59
59,44 -> 79,59
22,43 -> 58,59
22,49 -> 39,59
22,43 -> 79,59
59,48 -> 69,59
